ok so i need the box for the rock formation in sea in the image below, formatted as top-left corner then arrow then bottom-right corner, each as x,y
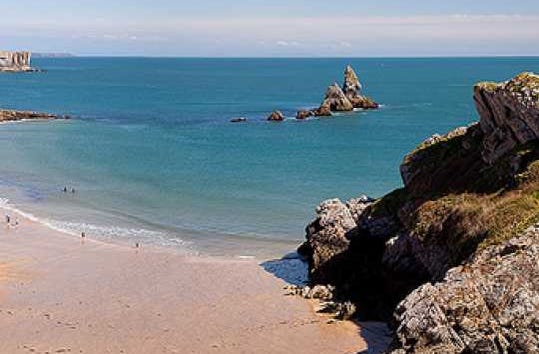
320,83 -> 355,112
298,72 -> 539,353
312,65 -> 379,115
296,110 -> 314,120
0,109 -> 64,122
0,51 -> 37,72
342,65 -> 379,109
267,110 -> 285,121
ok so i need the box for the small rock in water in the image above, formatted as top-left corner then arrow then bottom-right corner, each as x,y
296,110 -> 313,120
267,110 -> 285,122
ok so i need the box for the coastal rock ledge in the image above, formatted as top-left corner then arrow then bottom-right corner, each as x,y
0,109 -> 65,122
298,72 -> 539,353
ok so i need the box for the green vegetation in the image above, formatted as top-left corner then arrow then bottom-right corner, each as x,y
369,188 -> 409,219
406,156 -> 539,265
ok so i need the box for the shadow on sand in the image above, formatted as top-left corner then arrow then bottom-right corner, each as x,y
261,252 -> 393,354
260,252 -> 309,286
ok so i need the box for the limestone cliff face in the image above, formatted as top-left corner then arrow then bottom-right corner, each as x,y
299,72 -> 539,352
474,72 -> 539,164
0,51 -> 35,72
388,228 -> 539,354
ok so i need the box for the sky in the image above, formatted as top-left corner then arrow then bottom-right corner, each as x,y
1,1 -> 539,57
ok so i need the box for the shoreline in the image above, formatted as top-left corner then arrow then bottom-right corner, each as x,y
0,203 -> 378,353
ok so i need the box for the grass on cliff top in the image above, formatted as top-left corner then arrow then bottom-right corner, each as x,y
410,160 -> 539,264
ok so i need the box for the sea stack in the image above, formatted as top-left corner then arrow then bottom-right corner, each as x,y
0,51 -> 37,72
342,65 -> 379,109
312,65 -> 379,115
320,83 -> 354,111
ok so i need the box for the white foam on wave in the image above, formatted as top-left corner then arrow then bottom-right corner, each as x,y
0,197 -> 195,253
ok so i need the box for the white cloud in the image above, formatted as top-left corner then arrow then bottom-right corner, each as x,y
1,15 -> 539,56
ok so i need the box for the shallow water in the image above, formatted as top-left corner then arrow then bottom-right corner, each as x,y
0,57 -> 538,257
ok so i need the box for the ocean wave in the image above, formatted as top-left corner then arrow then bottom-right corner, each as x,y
0,197 -> 195,253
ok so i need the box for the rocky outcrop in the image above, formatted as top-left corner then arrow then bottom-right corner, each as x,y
475,72 -> 539,164
0,109 -> 64,122
0,51 -> 37,72
342,65 -> 379,109
312,104 -> 332,117
298,72 -> 539,351
299,199 -> 358,283
313,65 -> 379,114
320,83 -> 354,112
296,110 -> 314,120
230,117 -> 247,123
388,228 -> 539,354
267,110 -> 285,121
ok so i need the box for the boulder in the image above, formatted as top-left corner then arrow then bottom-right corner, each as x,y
267,110 -> 285,121
474,72 -> 539,164
296,110 -> 313,120
320,83 -> 354,112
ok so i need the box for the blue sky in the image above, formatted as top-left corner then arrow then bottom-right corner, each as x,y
1,1 -> 539,56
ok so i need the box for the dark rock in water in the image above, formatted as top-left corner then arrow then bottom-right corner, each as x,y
296,110 -> 314,120
312,104 -> 332,117
267,110 -> 285,122
0,109 -> 60,122
342,65 -> 379,109
387,228 -> 539,354
320,83 -> 354,112
230,117 -> 247,123
474,72 -> 539,164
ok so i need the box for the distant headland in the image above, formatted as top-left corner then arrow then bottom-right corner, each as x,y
0,50 -> 39,72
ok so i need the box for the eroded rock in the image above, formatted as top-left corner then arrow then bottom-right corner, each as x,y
320,83 -> 354,112
474,72 -> 539,164
387,229 -> 539,354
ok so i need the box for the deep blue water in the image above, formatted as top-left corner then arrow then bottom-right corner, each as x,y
0,57 -> 538,257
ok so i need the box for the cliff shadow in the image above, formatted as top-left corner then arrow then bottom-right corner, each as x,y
356,321 -> 393,354
260,252 -> 309,286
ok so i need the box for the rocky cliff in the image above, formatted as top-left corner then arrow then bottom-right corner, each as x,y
0,109 -> 65,122
0,51 -> 36,72
298,72 -> 539,353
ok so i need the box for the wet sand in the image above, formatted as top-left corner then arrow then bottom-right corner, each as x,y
0,217 -> 369,354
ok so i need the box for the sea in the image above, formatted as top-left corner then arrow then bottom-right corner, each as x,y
0,57 -> 538,258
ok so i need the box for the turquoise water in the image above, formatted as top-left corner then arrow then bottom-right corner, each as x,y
0,57 -> 538,257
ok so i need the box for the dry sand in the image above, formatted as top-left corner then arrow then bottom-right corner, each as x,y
0,217 -> 376,354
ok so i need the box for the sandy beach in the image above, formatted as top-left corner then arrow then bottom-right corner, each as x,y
0,216 -> 375,354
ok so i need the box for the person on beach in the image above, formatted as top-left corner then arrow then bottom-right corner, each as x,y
81,232 -> 86,238
5,215 -> 10,224
71,188 -> 76,194
63,186 -> 68,193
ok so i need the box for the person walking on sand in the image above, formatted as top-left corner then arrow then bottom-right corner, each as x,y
63,186 -> 68,193
71,188 -> 76,194
5,214 -> 10,224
